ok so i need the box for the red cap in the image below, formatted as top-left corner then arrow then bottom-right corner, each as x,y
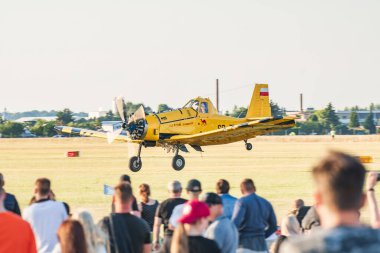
178,200 -> 210,224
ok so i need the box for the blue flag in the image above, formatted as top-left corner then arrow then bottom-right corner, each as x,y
103,184 -> 115,195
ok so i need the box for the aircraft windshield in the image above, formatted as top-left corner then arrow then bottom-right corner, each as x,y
183,100 -> 199,111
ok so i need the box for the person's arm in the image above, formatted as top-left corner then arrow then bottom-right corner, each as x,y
142,244 -> 151,253
205,224 -> 223,250
153,217 -> 162,250
131,197 -> 141,218
366,171 -> 380,228
265,203 -> 277,238
231,199 -> 245,228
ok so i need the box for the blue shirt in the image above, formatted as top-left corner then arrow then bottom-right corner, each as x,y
4,192 -> 21,216
205,215 -> 239,253
232,193 -> 277,239
220,194 -> 237,219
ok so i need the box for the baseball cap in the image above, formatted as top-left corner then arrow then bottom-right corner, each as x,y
186,179 -> 202,192
178,200 -> 210,224
201,192 -> 222,206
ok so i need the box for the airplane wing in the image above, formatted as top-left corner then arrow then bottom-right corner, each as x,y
54,126 -> 142,143
165,116 -> 296,146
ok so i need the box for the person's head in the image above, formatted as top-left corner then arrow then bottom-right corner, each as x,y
171,200 -> 210,253
57,219 -> 88,253
216,179 -> 230,194
119,174 -> 131,184
139,183 -> 151,203
186,179 -> 202,200
114,182 -> 133,213
312,151 -> 366,223
34,178 -> 51,199
240,178 -> 256,195
168,180 -> 182,197
201,192 -> 223,221
0,188 -> 5,209
281,215 -> 301,236
72,209 -> 107,250
293,199 -> 304,210
0,173 -> 4,188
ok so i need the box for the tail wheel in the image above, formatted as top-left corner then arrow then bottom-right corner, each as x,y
129,156 -> 142,172
172,155 -> 185,171
245,143 -> 253,151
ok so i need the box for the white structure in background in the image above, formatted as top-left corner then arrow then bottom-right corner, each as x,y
336,110 -> 380,125
2,108 -> 7,121
88,107 -> 107,119
101,121 -> 122,132
14,116 -> 57,123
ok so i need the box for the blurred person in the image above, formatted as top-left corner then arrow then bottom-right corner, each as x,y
270,215 -> 300,253
0,187 -> 37,253
53,219 -> 88,253
0,172 -> 21,215
153,180 -> 187,251
111,174 -> 140,217
216,179 -> 237,219
99,182 -> 151,253
23,178 -> 68,253
366,171 -> 380,228
301,205 -> 320,233
161,200 -> 220,253
138,183 -> 159,232
169,179 -> 202,229
232,178 -> 277,252
292,199 -> 310,227
202,192 -> 238,253
72,209 -> 108,253
281,151 -> 380,253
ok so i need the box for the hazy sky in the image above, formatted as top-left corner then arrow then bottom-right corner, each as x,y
1,0 -> 379,113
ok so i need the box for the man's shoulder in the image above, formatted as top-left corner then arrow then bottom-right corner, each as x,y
5,192 -> 16,200
282,227 -> 380,253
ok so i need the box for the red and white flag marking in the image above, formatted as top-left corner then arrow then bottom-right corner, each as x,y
260,88 -> 269,96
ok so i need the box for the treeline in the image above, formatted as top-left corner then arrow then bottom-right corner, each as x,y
0,101 -> 378,138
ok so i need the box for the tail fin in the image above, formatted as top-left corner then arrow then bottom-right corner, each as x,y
245,84 -> 272,118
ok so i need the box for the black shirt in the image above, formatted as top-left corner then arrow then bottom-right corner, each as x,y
159,236 -> 221,253
99,213 -> 151,253
155,197 -> 187,236
141,200 -> 159,232
4,193 -> 21,216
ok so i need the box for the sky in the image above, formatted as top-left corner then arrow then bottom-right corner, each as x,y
0,0 -> 379,113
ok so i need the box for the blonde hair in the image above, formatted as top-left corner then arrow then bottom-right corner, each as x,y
281,215 -> 300,236
72,209 -> 108,253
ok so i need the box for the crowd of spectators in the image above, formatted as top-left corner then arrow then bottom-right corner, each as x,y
1,151 -> 380,253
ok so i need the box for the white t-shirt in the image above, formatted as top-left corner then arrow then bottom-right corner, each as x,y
23,200 -> 68,253
169,203 -> 185,229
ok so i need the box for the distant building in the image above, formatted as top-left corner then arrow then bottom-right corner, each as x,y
336,110 -> 380,126
101,121 -> 122,132
88,108 -> 107,119
14,116 -> 57,123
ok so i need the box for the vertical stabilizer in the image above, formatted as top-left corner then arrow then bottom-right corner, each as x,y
245,84 -> 272,118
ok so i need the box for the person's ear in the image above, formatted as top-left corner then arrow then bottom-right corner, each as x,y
359,193 -> 366,209
314,190 -> 322,207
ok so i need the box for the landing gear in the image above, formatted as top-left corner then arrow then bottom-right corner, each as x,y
244,140 -> 253,151
129,143 -> 143,172
172,147 -> 186,171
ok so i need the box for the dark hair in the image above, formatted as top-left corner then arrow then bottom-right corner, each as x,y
139,183 -> 151,203
240,178 -> 256,193
114,182 -> 133,204
312,151 -> 366,211
57,219 -> 88,253
35,178 -> 51,196
216,179 -> 230,194
120,174 -> 131,184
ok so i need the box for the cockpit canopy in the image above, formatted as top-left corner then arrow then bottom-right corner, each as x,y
182,97 -> 218,114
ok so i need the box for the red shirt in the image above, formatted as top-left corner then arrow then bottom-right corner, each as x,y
0,212 -> 37,253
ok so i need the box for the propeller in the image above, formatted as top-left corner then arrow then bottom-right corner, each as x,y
108,98 -> 147,144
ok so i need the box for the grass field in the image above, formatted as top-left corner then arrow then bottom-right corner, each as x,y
0,135 -> 379,223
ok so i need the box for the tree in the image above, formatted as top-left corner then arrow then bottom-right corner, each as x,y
308,114 -> 319,122
363,110 -> 376,134
270,101 -> 284,117
30,120 -> 57,137
319,103 -> 340,131
349,111 -> 360,128
56,108 -> 74,124
230,105 -> 247,118
125,102 -> 152,116
157,104 -> 173,113
0,122 -> 24,137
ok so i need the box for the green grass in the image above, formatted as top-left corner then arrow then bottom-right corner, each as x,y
0,136 -> 379,223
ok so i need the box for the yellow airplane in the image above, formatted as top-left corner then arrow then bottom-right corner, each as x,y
55,84 -> 296,172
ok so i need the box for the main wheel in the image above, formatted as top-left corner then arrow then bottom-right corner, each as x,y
172,155 -> 185,171
245,143 -> 253,151
129,156 -> 142,172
